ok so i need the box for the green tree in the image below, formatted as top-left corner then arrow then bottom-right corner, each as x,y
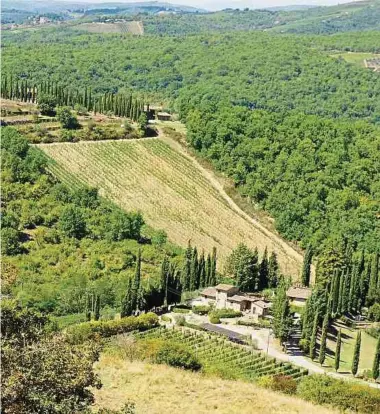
301,245 -> 313,287
309,313 -> 319,360
335,329 -> 341,372
37,93 -> 57,116
268,251 -> 279,288
351,330 -> 361,376
372,335 -> 380,380
131,249 -> 141,311
56,106 -> 79,130
121,278 -> 133,317
59,205 -> 86,239
226,243 -> 258,291
258,247 -> 269,291
272,279 -> 292,343
319,314 -> 329,366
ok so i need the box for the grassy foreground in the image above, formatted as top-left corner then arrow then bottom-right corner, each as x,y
39,138 -> 303,275
93,355 -> 337,414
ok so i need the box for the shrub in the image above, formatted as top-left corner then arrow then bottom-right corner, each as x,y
297,375 -> 380,413
154,342 -> 201,371
369,304 -> 380,322
38,94 -> 57,116
65,313 -> 159,344
161,315 -> 171,322
174,315 -> 185,326
192,305 -> 212,315
56,106 -> 79,130
209,312 -> 221,324
172,307 -> 190,314
258,375 -> 297,394
212,309 -> 242,319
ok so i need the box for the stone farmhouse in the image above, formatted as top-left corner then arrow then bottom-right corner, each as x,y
200,284 -> 272,316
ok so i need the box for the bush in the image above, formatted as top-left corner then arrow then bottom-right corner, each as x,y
38,94 -> 57,116
212,309 -> 242,319
154,341 -> 201,371
258,375 -> 297,394
172,307 -> 190,314
56,106 -> 79,130
209,312 -> 221,324
161,315 -> 171,322
297,375 -> 380,413
369,304 -> 380,322
65,312 -> 159,344
192,305 -> 212,315
174,315 -> 185,326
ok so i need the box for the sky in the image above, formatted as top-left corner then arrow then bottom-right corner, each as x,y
56,0 -> 357,12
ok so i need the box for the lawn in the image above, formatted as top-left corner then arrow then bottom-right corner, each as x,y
330,52 -> 380,68
323,322 -> 377,374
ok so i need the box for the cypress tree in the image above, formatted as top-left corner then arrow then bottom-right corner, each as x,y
199,251 -> 206,289
359,258 -> 370,310
335,329 -> 342,372
160,256 -> 170,306
182,241 -> 192,291
121,277 -> 133,318
319,314 -> 329,366
131,249 -> 141,311
372,335 -> 380,380
332,270 -> 340,315
368,252 -> 379,298
351,330 -> 361,376
309,312 -> 319,360
190,247 -> 198,291
209,247 -> 217,286
337,270 -> 345,315
273,280 -> 292,343
94,295 -> 101,321
258,247 -> 269,291
341,269 -> 350,314
301,245 -> 313,287
205,253 -> 211,286
268,251 -> 279,288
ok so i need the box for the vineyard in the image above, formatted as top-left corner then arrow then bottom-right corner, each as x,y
134,327 -> 308,381
38,138 -> 303,275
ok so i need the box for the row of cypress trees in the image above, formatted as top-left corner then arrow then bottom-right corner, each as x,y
300,245 -> 379,378
0,75 -> 147,122
119,245 -> 218,318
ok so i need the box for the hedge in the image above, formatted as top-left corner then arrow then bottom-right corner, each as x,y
65,312 -> 159,344
297,375 -> 380,413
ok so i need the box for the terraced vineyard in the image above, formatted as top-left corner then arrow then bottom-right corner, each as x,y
39,138 -> 303,275
134,327 -> 308,381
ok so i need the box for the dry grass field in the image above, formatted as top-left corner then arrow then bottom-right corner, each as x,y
92,355 -> 337,414
39,137 -> 304,276
74,21 -> 144,35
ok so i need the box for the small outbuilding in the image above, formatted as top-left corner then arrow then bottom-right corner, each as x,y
286,286 -> 312,306
157,112 -> 172,121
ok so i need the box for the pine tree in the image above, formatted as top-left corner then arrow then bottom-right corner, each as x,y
258,248 -> 269,291
319,314 -> 329,366
121,278 -> 133,317
335,329 -> 342,372
301,245 -> 313,287
268,251 -> 279,288
351,330 -> 361,376
131,249 -> 141,311
309,313 -> 319,360
372,335 -> 380,380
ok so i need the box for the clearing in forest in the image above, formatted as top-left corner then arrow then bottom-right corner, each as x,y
74,21 -> 144,34
39,138 -> 303,276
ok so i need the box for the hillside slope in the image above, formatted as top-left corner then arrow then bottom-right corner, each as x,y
93,355 -> 337,414
39,136 -> 304,276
